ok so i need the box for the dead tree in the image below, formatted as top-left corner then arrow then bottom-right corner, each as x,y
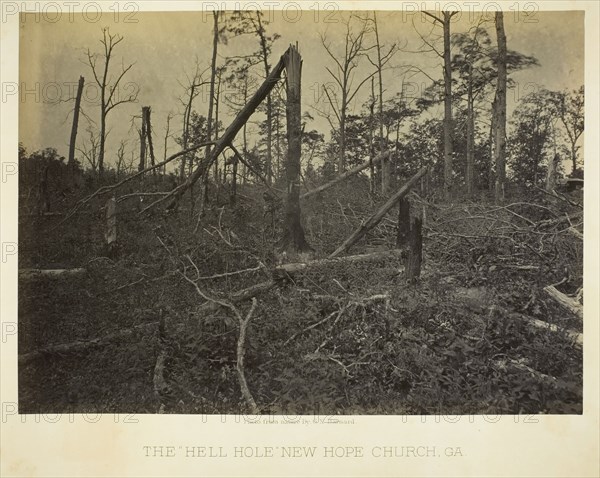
85,28 -> 137,177
68,76 -> 84,169
138,106 -> 148,172
144,106 -> 156,172
280,44 -> 311,253
494,12 -> 507,203
330,166 -> 428,258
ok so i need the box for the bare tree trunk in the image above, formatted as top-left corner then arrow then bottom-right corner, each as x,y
206,11 -> 219,179
489,97 -> 496,192
256,13 -> 274,185
281,45 -> 311,253
99,111 -> 106,177
214,69 -> 223,184
181,84 -> 196,180
546,153 -> 560,191
68,76 -> 84,170
139,106 -> 148,172
368,78 -> 376,195
145,106 -> 156,174
372,12 -> 390,195
466,65 -> 475,197
494,12 -> 507,204
339,102 -> 347,173
442,12 -> 454,200
163,113 -> 172,175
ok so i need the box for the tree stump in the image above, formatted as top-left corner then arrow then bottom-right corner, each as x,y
405,213 -> 423,282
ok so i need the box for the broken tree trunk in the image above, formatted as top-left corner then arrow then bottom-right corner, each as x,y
197,250 -> 405,314
166,50 -> 287,210
301,151 -> 389,200
329,166 -> 428,258
68,76 -> 84,169
280,44 -> 312,253
544,285 -> 583,320
139,106 -> 149,172
145,106 -> 156,172
405,213 -> 423,281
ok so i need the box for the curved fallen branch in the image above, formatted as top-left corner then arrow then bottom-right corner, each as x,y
19,321 -> 159,366
180,258 -> 260,413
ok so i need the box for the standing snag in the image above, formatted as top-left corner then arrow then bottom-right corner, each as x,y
280,44 -> 312,253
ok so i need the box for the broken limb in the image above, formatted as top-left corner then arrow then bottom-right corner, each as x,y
56,141 -> 216,227
543,285 -> 583,320
161,51 -> 289,211
300,151 -> 389,200
329,166 -> 428,258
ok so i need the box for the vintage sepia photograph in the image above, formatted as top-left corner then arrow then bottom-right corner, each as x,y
17,6 -> 585,417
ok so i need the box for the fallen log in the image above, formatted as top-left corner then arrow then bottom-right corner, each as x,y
329,166 -> 428,258
300,151 -> 389,200
494,306 -> 583,346
276,249 -> 404,274
526,316 -> 583,346
543,285 -> 583,320
19,321 -> 159,366
19,268 -> 86,280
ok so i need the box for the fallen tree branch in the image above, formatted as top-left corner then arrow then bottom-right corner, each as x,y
543,285 -> 583,320
567,227 -> 583,240
329,166 -> 428,258
283,309 -> 340,346
300,151 -> 389,200
195,265 -> 264,281
228,143 -> 284,195
181,257 -> 260,414
19,321 -> 159,366
161,50 -> 288,211
275,249 -> 404,275
493,306 -> 583,346
55,141 -> 216,228
19,268 -> 86,280
237,298 -> 260,414
197,281 -> 276,314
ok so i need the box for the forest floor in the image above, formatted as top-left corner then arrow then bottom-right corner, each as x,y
18,177 -> 584,415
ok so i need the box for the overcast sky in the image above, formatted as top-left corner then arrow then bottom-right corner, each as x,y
19,9 -> 584,168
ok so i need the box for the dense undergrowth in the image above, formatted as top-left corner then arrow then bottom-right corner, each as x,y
18,175 -> 583,414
